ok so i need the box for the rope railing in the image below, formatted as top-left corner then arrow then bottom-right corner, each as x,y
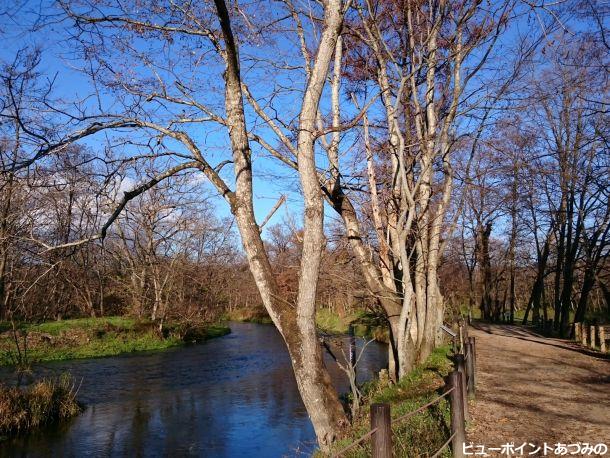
331,323 -> 476,458
331,427 -> 378,457
332,387 -> 454,458
431,431 -> 457,458
391,386 -> 455,425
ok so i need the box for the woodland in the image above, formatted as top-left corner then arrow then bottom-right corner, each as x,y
0,0 -> 608,450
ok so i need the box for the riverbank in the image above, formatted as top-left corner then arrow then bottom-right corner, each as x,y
0,317 -> 230,366
222,307 -> 273,324
315,309 -> 389,343
328,345 -> 453,457
224,307 -> 389,342
0,374 -> 81,437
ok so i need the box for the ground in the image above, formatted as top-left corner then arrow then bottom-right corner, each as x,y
468,323 -> 610,456
0,317 -> 230,365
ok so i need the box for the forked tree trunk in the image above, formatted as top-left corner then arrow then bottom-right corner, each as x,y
213,0 -> 347,449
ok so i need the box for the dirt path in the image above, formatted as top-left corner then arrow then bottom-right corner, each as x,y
467,323 -> 610,456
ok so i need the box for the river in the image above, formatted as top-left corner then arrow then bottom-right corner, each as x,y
0,322 -> 387,457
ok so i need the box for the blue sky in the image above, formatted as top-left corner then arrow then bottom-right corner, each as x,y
0,0 -> 311,234
1,0 -> 602,242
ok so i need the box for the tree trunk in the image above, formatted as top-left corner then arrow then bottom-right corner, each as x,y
213,0 -> 347,449
476,222 -> 493,320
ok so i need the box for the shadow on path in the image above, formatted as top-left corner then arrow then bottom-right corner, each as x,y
467,322 -> 610,453
471,321 -> 610,361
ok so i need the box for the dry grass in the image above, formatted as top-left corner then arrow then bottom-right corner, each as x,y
223,307 -> 273,324
326,345 -> 454,457
0,374 -> 81,435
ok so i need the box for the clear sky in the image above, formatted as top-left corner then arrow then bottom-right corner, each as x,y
0,0 -> 312,235
1,0 -> 603,241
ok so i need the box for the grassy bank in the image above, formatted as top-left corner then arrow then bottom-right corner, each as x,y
0,374 -> 81,436
316,309 -> 389,343
222,307 -> 273,324
224,307 -> 389,342
0,317 -> 230,366
328,345 -> 454,457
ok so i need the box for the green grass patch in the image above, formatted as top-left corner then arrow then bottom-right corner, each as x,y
327,345 -> 454,457
27,316 -> 136,336
0,317 -> 230,366
315,309 -> 389,342
315,308 -> 359,334
21,332 -> 183,363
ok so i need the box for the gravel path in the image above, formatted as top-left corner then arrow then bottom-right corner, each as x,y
467,323 -> 610,456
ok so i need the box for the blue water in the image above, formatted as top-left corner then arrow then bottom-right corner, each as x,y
0,322 -> 387,457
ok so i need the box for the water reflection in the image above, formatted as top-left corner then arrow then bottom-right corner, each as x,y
0,322 -> 387,458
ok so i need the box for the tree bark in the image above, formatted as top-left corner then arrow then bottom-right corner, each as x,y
213,0 -> 347,449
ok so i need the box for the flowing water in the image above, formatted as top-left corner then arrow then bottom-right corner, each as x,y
0,322 -> 387,458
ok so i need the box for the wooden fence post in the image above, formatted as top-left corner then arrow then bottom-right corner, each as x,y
574,323 -> 581,342
590,326 -> 596,349
458,323 -> 465,354
371,403 -> 392,458
455,354 -> 469,421
466,339 -> 476,398
449,371 -> 466,458
582,324 -> 588,347
600,326 -> 607,353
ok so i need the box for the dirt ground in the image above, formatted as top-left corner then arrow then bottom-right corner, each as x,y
467,323 -> 610,457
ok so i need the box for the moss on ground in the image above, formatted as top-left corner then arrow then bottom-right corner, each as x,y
326,345 -> 454,457
0,317 -> 230,366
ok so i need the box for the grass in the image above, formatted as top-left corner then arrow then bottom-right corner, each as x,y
315,308 -> 359,334
224,306 -> 388,342
0,374 -> 81,436
326,345 -> 454,457
316,309 -> 390,343
28,316 -> 137,335
0,317 -> 230,366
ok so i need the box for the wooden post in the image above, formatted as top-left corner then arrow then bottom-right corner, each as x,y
574,323 -> 581,342
590,325 -> 596,349
455,354 -> 469,421
466,339 -> 476,398
600,326 -> 607,353
458,323 -> 465,354
582,324 -> 588,347
449,371 -> 466,458
371,403 -> 392,458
